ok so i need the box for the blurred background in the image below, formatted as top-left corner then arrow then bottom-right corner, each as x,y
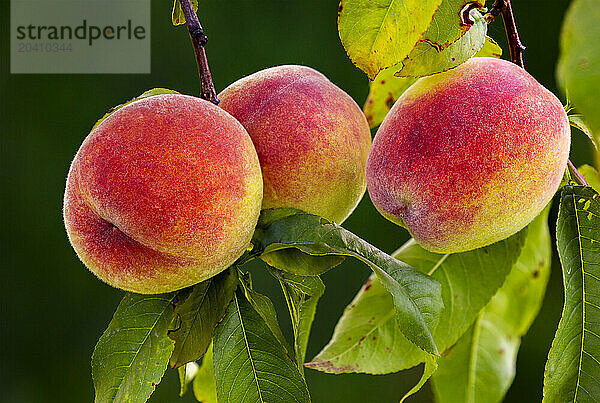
1,0 -> 591,402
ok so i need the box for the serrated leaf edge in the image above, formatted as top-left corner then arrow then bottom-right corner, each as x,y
92,294 -> 177,402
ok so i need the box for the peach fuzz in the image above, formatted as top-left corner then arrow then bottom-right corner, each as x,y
218,65 -> 372,223
367,57 -> 570,253
63,94 -> 263,294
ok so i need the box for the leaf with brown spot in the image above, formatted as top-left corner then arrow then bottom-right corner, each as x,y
363,68 -> 416,128
307,222 -> 527,375
338,0 -> 443,79
395,5 -> 488,78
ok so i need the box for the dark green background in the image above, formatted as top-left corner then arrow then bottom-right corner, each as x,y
1,1 -> 590,402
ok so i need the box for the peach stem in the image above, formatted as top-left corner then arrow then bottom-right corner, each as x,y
179,0 -> 220,105
488,0 -> 525,68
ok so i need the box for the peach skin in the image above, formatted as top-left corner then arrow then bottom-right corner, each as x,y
367,57 -> 570,253
63,94 -> 263,294
218,65 -> 371,223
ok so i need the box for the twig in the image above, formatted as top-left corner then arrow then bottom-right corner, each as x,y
179,0 -> 219,104
489,0 -> 588,187
487,0 -> 525,67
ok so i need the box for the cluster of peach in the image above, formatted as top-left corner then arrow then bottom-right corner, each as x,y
64,58 -> 570,294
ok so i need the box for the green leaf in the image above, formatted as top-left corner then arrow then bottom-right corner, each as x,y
338,0 -> 443,79
171,0 -> 198,26
543,185 -> 600,402
364,68 -> 417,128
474,36 -> 502,59
213,289 -> 311,403
270,269 -> 325,373
238,271 -> 295,358
178,367 -> 186,396
193,344 -> 217,403
436,319 -> 518,403
557,0 -> 600,141
136,88 -> 181,99
261,248 -> 344,276
256,211 -> 345,278
253,210 -> 443,355
168,268 -> 238,368
485,209 -> 552,336
569,114 -> 599,151
91,88 -> 180,131
307,229 -> 526,374
401,355 -> 439,402
432,208 -> 551,403
256,207 -> 303,226
91,293 -> 178,403
178,362 -> 199,397
419,0 -> 484,46
395,3 -> 487,77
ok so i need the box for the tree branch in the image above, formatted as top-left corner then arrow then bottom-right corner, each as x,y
487,0 -> 525,68
180,0 -> 219,104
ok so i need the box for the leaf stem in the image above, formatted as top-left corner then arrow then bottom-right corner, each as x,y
489,0 -> 588,188
179,0 -> 219,104
568,160 -> 589,187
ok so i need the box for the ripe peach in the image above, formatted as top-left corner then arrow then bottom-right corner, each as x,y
63,94 -> 263,294
367,57 -> 570,253
218,65 -> 371,223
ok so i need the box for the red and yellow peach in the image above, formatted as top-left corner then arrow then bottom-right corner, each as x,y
63,94 -> 263,294
218,65 -> 372,223
367,57 -> 570,253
